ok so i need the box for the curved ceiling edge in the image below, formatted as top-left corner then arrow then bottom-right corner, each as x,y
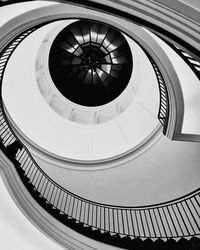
54,0 -> 200,58
3,1 -> 200,141
3,104 -> 163,170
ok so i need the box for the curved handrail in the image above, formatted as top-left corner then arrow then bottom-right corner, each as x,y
159,37 -> 200,81
0,24 -> 200,242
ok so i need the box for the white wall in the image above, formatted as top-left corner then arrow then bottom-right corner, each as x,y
2,14 -> 160,161
0,3 -> 65,250
34,135 -> 200,206
178,0 -> 200,10
0,1 -> 57,27
147,31 -> 200,135
0,175 -> 64,250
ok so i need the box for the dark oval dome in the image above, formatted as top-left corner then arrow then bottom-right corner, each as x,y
49,20 -> 133,106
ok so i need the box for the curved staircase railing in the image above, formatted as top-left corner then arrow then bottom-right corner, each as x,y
0,24 -> 200,249
156,37 -> 200,82
146,56 -> 169,133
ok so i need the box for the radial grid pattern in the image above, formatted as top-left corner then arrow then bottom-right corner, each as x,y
49,20 -> 133,106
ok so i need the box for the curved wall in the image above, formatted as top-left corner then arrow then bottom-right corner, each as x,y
2,18 -> 161,163
0,1 -> 200,250
33,135 -> 200,206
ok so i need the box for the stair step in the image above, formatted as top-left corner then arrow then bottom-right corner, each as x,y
11,158 -> 199,250
165,238 -> 177,249
131,237 -> 143,248
154,238 -> 165,250
190,237 -> 200,250
142,238 -> 154,249
177,238 -> 191,250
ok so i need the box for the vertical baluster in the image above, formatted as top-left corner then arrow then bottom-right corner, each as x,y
95,205 -> 98,229
161,207 -> 173,237
52,186 -> 59,208
185,199 -> 200,232
99,206 -> 102,230
87,203 -> 90,226
135,210 -> 141,237
157,207 -> 168,238
112,209 -> 117,233
165,206 -> 177,237
46,182 -> 53,202
26,162 -> 34,179
148,209 -> 156,237
97,206 -> 101,228
71,196 -> 76,218
35,172 -> 44,191
143,210 -> 151,238
129,210 -> 135,237
171,204 -> 184,236
91,204 -> 94,227
107,208 -> 111,232
104,206 -> 106,232
83,201 -> 87,225
63,193 -> 69,214
16,147 -> 25,163
116,209 -> 120,234
24,156 -> 32,174
44,181 -> 52,201
124,209 -> 130,236
180,201 -> 196,235
138,210 -> 145,237
27,163 -> 36,181
29,165 -> 37,182
40,177 -> 48,197
190,197 -> 200,223
1,128 -> 11,142
58,190 -> 65,212
120,209 -> 125,235
74,199 -> 79,221
175,203 -> 190,236
151,209 -> 161,237
67,195 -> 72,216
56,189 -> 62,209
79,200 -> 83,222
31,168 -> 40,186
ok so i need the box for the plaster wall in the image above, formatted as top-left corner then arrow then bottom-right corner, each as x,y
33,136 -> 200,206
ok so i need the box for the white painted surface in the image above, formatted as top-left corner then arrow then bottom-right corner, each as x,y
33,135 -> 200,206
178,0 -> 200,10
2,19 -> 159,161
0,176 -> 64,250
0,1 -> 57,27
145,29 -> 200,135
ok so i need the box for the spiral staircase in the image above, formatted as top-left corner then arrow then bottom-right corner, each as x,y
0,0 -> 200,249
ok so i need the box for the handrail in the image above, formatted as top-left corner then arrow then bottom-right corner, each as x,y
0,21 -> 199,243
159,38 -> 200,81
151,59 -> 169,134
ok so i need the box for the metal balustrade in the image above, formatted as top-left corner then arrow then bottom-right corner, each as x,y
1,106 -> 200,241
148,57 -> 169,133
0,21 -> 199,250
0,28 -> 200,242
159,39 -> 200,82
